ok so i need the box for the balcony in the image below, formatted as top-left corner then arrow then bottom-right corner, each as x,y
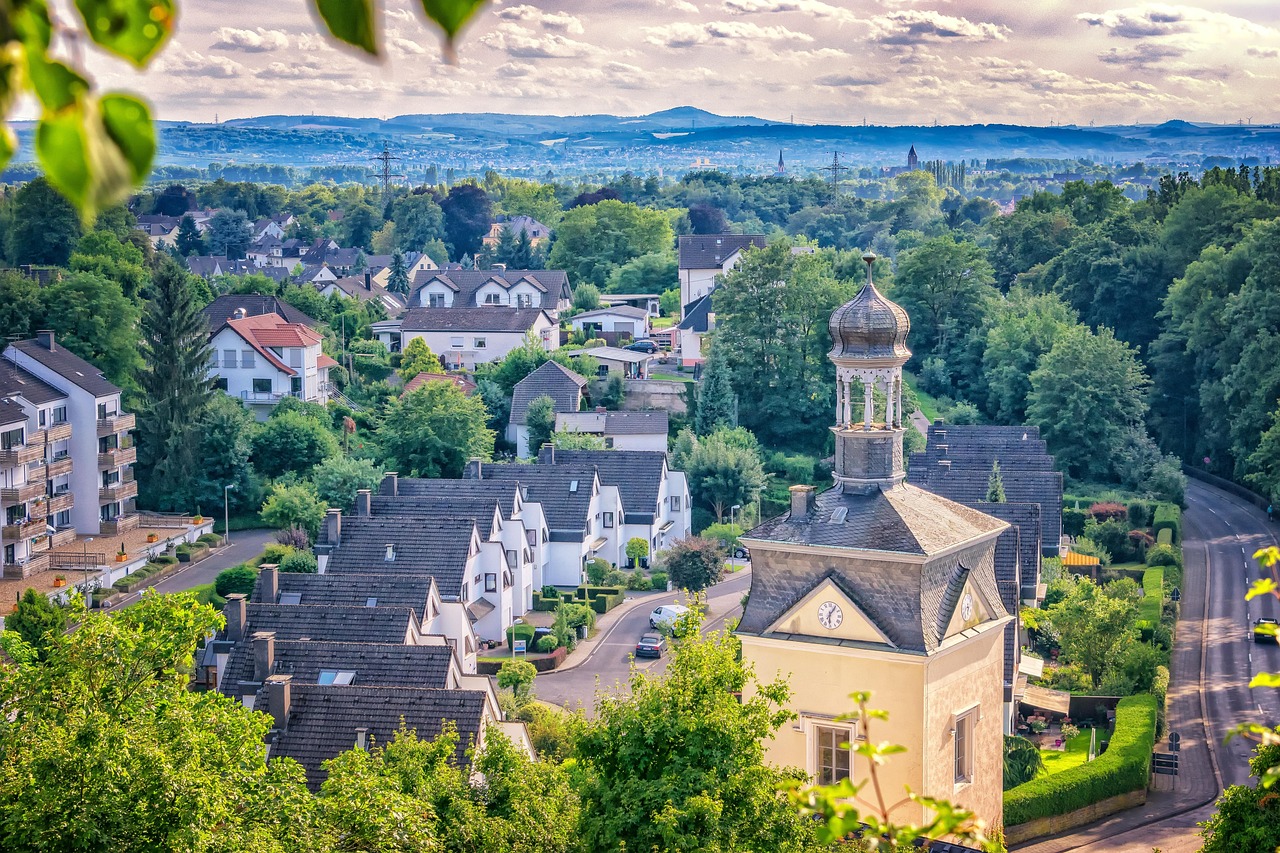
47,492 -> 74,514
0,444 -> 42,466
2,518 -> 43,539
3,552 -> 50,579
45,455 -> 73,477
51,526 -> 76,547
96,412 -> 135,436
100,513 -> 140,535
29,500 -> 48,521
26,429 -> 46,445
0,481 -> 44,503
45,421 -> 72,442
99,479 -> 139,503
98,445 -> 137,469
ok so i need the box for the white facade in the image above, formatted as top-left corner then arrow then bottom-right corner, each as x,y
207,316 -> 333,419
417,276 -> 552,310
555,412 -> 668,451
570,307 -> 651,339
403,320 -> 556,372
679,250 -> 743,313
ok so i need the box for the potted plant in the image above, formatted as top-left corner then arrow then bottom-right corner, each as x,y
52,574 -> 66,587
192,514 -> 204,524
146,533 -> 158,543
116,548 -> 128,563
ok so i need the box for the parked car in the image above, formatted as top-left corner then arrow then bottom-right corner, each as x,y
635,633 -> 667,658
649,603 -> 690,631
733,545 -> 749,560
533,627 -> 555,647
624,340 -> 659,354
1254,617 -> 1278,644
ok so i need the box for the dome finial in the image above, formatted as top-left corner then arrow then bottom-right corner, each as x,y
827,249 -> 910,363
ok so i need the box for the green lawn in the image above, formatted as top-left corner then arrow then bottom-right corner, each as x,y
902,371 -> 942,422
650,371 -> 694,383
1039,728 -> 1103,776
652,316 -> 675,329
1139,568 -> 1164,623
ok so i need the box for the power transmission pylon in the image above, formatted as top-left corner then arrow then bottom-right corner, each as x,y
371,145 -> 405,200
818,151 -> 848,199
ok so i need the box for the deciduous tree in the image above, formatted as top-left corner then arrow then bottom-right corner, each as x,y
380,382 -> 495,478
524,395 -> 558,457
251,410 -> 340,480
311,457 -> 382,511
549,199 -> 674,289
260,483 -> 328,540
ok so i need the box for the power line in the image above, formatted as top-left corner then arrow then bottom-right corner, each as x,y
817,151 -> 849,199
371,145 -> 406,200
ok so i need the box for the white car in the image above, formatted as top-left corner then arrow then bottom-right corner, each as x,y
649,604 -> 690,631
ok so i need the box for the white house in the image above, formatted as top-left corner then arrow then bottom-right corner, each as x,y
407,269 -> 571,314
399,307 -> 557,372
569,305 -> 651,340
555,410 -> 669,451
207,312 -> 338,419
565,346 -> 652,380
678,234 -> 765,313
507,361 -> 587,459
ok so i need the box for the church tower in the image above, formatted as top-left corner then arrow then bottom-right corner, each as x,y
737,254 -> 1012,831
908,144 -> 919,170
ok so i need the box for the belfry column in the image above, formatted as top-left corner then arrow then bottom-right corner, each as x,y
884,376 -> 895,429
863,379 -> 873,430
834,380 -> 844,426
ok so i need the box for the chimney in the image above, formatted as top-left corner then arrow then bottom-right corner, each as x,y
466,457 -> 483,480
224,594 -> 247,642
261,565 -> 279,603
789,484 -> 815,519
364,272 -> 371,290
324,509 -> 342,547
355,727 -> 369,751
596,406 -> 607,413
253,631 -> 276,681
356,489 -> 372,517
35,330 -> 55,352
383,472 -> 399,497
543,444 -> 554,465
492,262 -> 506,272
265,674 -> 292,730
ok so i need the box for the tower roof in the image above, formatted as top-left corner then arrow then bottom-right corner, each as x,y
828,253 -> 911,362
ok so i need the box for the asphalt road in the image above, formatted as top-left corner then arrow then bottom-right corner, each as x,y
534,568 -> 753,714
112,528 -> 277,608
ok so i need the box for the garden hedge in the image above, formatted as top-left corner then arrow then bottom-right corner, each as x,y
505,623 -> 535,647
530,592 -> 560,611
1137,568 -> 1163,625
1004,694 -> 1157,827
1152,504 -> 1181,544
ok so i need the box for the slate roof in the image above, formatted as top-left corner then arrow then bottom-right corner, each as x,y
677,234 -> 766,270
407,269 -> 570,308
556,410 -> 669,436
0,397 -> 26,427
239,603 -> 415,644
323,275 -> 406,313
401,306 -> 552,333
202,294 -> 319,329
10,337 -> 120,397
0,357 -> 67,405
508,361 -> 586,426
537,448 -> 669,524
380,476 -> 523,521
369,494 -> 506,539
269,684 -> 486,789
678,293 -> 713,332
221,639 -> 454,697
465,462 -> 598,536
321,516 -> 477,598
252,570 -> 437,620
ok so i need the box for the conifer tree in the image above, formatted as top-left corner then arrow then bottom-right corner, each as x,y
510,228 -> 534,269
387,249 -> 409,295
695,343 -> 737,436
136,258 -> 215,511
986,459 -> 1006,503
175,214 -> 204,256
492,223 -> 516,266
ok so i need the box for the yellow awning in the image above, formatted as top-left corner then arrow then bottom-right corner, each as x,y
1061,551 -> 1101,567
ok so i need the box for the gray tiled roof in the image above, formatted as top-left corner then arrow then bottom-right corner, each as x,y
678,293 -> 712,332
239,603 -> 415,644
321,516 -> 477,598
677,234 -> 765,270
556,410 -> 669,437
201,294 -> 319,330
407,269 -> 569,307
0,397 -> 26,427
0,358 -> 66,405
270,684 -> 485,788
252,570 -> 437,621
221,640 -> 454,698
537,448 -> 668,524
509,360 -> 586,426
369,494 -> 505,539
380,477 -> 523,522
401,306 -> 551,333
10,338 -> 120,397
572,305 -> 650,322
466,461 -> 598,535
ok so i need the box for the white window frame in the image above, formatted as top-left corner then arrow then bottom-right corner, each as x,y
954,706 -> 979,785
806,719 -> 855,786
450,336 -> 464,348
474,337 -> 487,349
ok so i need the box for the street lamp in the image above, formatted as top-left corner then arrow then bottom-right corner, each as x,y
224,484 -> 236,545
730,504 -> 741,528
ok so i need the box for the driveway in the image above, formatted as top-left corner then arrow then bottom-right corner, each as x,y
114,528 -> 277,608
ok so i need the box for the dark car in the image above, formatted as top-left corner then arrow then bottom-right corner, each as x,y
635,633 -> 667,658
624,340 -> 659,354
733,546 -> 749,560
1255,617 -> 1278,644
533,627 -> 555,648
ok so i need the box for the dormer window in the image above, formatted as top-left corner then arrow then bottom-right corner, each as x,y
318,670 -> 356,685
384,544 -> 396,562
569,480 -> 578,493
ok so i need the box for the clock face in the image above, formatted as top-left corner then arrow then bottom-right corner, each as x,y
817,600 -> 843,630
961,593 -> 974,622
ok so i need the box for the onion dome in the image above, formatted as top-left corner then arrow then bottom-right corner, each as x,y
828,252 -> 910,361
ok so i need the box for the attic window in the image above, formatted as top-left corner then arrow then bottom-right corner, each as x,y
365,597 -> 378,607
278,592 -> 302,605
385,544 -> 396,562
831,507 -> 849,524
318,670 -> 356,686
569,480 -> 579,493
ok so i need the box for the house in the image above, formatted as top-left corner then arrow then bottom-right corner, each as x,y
317,273 -> 407,317
201,294 -> 321,330
676,292 -> 713,367
3,332 -> 138,538
186,255 -> 228,279
207,312 -> 337,418
565,346 -> 652,380
398,307 -> 557,372
737,261 -> 1009,830
407,269 -> 571,314
677,234 -> 765,315
555,410 -> 669,452
507,361 -> 587,458
600,293 -> 662,317
482,215 -> 551,248
134,214 -> 181,248
569,305 -> 651,342
369,250 -> 435,289
402,372 -> 477,396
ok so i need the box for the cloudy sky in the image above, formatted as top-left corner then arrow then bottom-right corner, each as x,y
83,0 -> 1280,126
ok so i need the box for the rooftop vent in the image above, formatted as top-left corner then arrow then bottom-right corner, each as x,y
384,544 -> 396,562
831,507 -> 849,523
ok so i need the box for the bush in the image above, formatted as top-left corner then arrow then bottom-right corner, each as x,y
506,623 -> 536,647
278,551 -> 318,574
650,571 -> 668,591
152,554 -> 178,566
261,543 -> 296,565
1088,502 -> 1129,523
1145,543 -> 1181,568
536,634 -> 560,653
531,592 -> 560,611
626,569 -> 650,591
584,558 -> 610,587
1138,568 -> 1164,625
1152,503 -> 1181,544
604,568 -> 628,587
215,565 -> 257,597
540,584 -> 559,600
197,533 -> 222,546
560,603 -> 596,631
174,543 -> 192,556
1126,501 -> 1151,529
1152,665 -> 1170,738
1155,528 -> 1173,546
1003,695 -> 1157,827
1063,508 -> 1088,537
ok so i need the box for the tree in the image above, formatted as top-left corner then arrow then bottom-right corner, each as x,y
152,184 -> 195,217
572,282 -> 601,311
660,536 -> 725,594
311,456 -> 382,511
1026,325 -> 1151,482
398,337 -> 445,380
279,551 -> 319,574
0,271 -> 43,342
1044,576 -> 1138,688
69,229 -> 149,301
441,184 -> 492,260
695,342 -> 737,435
136,259 -> 216,512
1198,736 -> 1280,853
524,395 -> 558,458
214,566 -> 257,597
981,287 -> 1077,423
685,428 -> 768,522
251,410 -> 340,480
626,537 -> 649,566
985,460 -> 1006,503
390,190 -> 447,253
508,228 -> 536,269
606,251 -> 677,294
573,614 -> 818,853
205,209 -> 253,259
1003,735 -> 1044,789
39,271 -> 142,388
549,199 -> 675,289
497,659 -> 537,702
175,214 -> 205,256
189,395 -> 258,516
386,249 -> 409,295
5,177 -> 82,266
380,382 -> 495,478
342,201 -> 380,249
688,203 -> 729,234
5,588 -> 67,659
547,430 -> 606,450
260,483 -> 327,540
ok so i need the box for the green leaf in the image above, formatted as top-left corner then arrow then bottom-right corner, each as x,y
1246,577 -> 1277,601
99,93 -> 154,182
35,108 -> 93,210
312,0 -> 378,55
418,0 -> 487,39
0,125 -> 14,175
25,56 -> 90,112
73,0 -> 175,66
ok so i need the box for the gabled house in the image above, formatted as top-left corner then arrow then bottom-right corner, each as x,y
508,361 -> 587,458
483,215 -> 551,248
676,292 -> 714,367
207,312 -> 337,418
202,294 -> 321,330
677,234 -> 765,316
554,410 -> 669,452
407,269 -> 570,313
317,273 -> 406,317
134,214 -> 181,248
569,305 -> 651,341
398,307 -> 557,372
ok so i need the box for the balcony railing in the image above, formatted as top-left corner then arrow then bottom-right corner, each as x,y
47,492 -> 74,514
29,500 -> 48,521
44,421 -> 72,442
98,445 -> 137,469
99,479 -> 139,502
2,552 -> 50,579
0,481 -> 44,503
45,455 -> 72,477
96,412 -> 135,436
0,444 -> 42,465
50,526 -> 77,547
2,518 -> 43,539
100,513 -> 140,535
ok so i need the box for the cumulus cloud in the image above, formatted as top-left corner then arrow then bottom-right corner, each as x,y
722,0 -> 861,25
815,72 -> 884,87
498,5 -> 586,34
211,27 -> 290,53
868,10 -> 1009,44
1098,43 -> 1186,67
643,20 -> 814,48
480,23 -> 603,58
154,50 -> 247,78
1077,4 -> 1278,40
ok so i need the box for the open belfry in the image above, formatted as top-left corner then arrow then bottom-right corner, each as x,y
737,252 -> 1011,828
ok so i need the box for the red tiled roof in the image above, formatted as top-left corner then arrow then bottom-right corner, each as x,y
225,314 -> 322,376
403,372 -> 477,396
317,354 -> 340,369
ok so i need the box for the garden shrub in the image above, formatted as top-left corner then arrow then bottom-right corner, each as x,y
531,592 -> 560,611
1127,501 -> 1151,529
261,543 -> 296,565
1088,502 -> 1129,523
215,565 -> 258,597
1138,568 -> 1163,625
649,571 -> 668,591
604,568 -> 628,587
505,623 -> 536,647
585,558 -> 610,587
197,533 -> 222,546
152,554 -> 178,566
174,543 -> 192,556
1145,543 -> 1180,568
278,551 -> 318,574
536,634 -> 559,653
540,584 -> 559,600
1152,665 -> 1170,738
625,569 -> 650,591
1063,508 -> 1088,537
1003,694 -> 1157,826
1152,504 -> 1181,544
560,603 -> 596,631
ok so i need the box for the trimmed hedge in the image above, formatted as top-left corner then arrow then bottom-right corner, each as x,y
505,623 -> 535,647
586,587 -> 626,614
1155,528 -> 1173,546
197,533 -> 222,546
1004,694 -> 1158,827
1153,504 -> 1181,544
152,554 -> 178,566
1138,568 -> 1164,625
530,591 -> 560,611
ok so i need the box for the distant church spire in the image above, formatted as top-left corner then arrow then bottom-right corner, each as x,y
777,149 -> 785,174
907,145 -> 918,170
